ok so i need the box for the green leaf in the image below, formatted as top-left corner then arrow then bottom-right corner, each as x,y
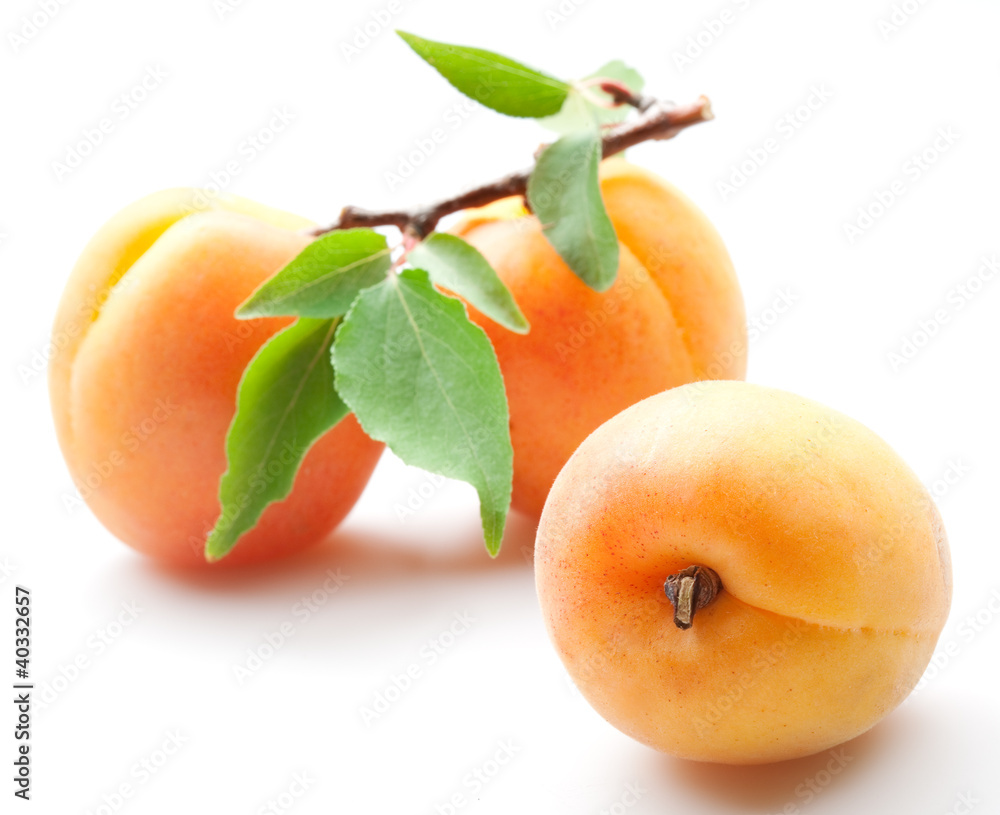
537,91 -> 594,137
397,30 -> 569,118
333,268 -> 512,555
205,318 -> 348,562
527,129 -> 619,292
238,229 -> 390,319
407,233 -> 528,334
539,60 -> 645,135
594,59 -> 645,99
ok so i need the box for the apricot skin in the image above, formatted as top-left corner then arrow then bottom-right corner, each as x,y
50,191 -> 383,567
454,158 -> 746,518
535,381 -> 952,764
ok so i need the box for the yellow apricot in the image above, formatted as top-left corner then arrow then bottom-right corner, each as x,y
50,191 -> 383,566
535,381 -> 951,764
454,157 -> 746,518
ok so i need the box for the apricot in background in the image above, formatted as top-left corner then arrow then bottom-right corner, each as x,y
535,381 -> 951,764
50,190 -> 383,566
454,157 -> 746,518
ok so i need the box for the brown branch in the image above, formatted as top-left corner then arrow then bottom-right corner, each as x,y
310,95 -> 714,240
596,80 -> 654,112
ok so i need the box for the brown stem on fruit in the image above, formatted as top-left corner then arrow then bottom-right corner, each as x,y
310,95 -> 713,240
664,565 -> 722,630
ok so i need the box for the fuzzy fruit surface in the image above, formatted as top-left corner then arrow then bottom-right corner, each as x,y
49,190 -> 383,566
535,381 -> 951,764
455,158 -> 747,518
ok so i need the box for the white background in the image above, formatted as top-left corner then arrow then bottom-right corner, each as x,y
2,0 -> 999,812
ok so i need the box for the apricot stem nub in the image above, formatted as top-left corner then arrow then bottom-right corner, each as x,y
664,565 -> 722,630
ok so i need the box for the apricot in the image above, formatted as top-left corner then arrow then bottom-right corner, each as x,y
453,157 -> 746,518
49,190 -> 383,566
535,381 -> 951,764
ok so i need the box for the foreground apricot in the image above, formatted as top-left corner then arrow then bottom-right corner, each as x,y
50,190 -> 383,566
454,157 -> 746,518
535,381 -> 951,764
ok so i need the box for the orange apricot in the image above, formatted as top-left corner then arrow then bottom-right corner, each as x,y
454,157 -> 746,518
50,190 -> 383,566
535,381 -> 951,763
